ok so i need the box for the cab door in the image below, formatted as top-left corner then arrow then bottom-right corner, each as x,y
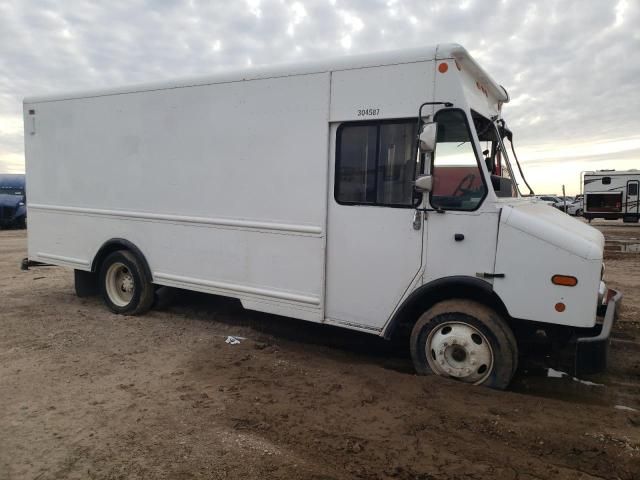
325,119 -> 424,331
423,109 -> 499,283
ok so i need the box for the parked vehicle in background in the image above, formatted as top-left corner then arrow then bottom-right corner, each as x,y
536,195 -> 577,213
583,169 -> 640,223
0,174 -> 27,228
535,195 -> 563,208
566,198 -> 584,216
556,196 -> 576,213
23,43 -> 620,389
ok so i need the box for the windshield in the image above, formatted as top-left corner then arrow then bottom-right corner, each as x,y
472,111 -> 528,198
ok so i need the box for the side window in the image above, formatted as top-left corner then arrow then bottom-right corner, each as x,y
430,110 -> 487,211
602,177 -> 611,185
335,120 -> 418,206
629,182 -> 638,196
335,125 -> 377,203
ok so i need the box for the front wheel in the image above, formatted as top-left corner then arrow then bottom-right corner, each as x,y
100,250 -> 154,315
410,299 -> 518,389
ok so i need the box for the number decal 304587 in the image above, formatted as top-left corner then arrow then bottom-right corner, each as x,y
357,108 -> 380,117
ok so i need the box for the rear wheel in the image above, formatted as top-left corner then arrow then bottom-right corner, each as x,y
410,299 -> 518,389
100,250 -> 154,315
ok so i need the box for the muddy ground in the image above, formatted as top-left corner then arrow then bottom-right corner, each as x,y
1,222 -> 639,480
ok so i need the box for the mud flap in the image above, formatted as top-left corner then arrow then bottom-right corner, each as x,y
75,269 -> 100,297
574,289 -> 622,376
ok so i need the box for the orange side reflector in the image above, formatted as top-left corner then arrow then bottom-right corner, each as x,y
555,302 -> 566,312
438,62 -> 448,73
552,275 -> 578,287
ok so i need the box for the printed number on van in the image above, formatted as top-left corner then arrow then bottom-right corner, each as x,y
357,108 -> 380,117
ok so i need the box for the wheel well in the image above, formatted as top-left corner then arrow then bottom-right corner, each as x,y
91,239 -> 152,281
384,276 -> 511,342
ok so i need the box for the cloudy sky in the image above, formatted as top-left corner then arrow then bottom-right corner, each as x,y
1,0 -> 639,194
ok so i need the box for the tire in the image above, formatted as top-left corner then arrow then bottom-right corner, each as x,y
99,250 -> 154,315
576,209 -> 583,217
410,299 -> 518,390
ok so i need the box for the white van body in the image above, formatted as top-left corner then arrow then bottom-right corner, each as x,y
583,170 -> 640,222
24,44 -> 617,385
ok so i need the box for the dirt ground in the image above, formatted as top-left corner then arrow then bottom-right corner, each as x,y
1,223 -> 639,480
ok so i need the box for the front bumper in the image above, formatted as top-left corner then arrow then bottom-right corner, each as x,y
574,288 -> 622,376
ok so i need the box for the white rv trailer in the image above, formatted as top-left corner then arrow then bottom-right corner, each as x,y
582,169 -> 640,223
23,44 -> 620,389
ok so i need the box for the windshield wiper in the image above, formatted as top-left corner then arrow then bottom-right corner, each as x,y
495,119 -> 535,196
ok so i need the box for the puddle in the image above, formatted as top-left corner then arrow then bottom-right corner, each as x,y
510,367 -> 614,406
604,240 -> 640,253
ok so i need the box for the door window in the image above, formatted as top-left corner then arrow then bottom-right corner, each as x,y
430,109 -> 487,211
335,120 -> 418,206
628,182 -> 638,196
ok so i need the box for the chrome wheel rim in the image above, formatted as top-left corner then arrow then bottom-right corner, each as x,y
426,321 -> 493,384
105,262 -> 135,307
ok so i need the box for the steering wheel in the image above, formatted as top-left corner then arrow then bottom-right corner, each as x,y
452,173 -> 476,196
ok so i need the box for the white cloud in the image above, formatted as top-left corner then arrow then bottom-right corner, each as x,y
614,0 -> 628,27
340,34 -> 352,49
246,0 -> 261,18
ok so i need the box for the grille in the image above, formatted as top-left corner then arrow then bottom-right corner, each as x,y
0,205 -> 16,220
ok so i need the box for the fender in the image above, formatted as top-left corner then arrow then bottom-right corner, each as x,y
382,275 -> 510,339
91,238 -> 153,281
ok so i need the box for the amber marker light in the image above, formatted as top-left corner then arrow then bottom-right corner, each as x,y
555,303 -> 566,312
438,63 -> 448,73
551,275 -> 578,287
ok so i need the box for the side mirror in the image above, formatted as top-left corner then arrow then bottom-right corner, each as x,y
414,174 -> 433,193
419,122 -> 437,152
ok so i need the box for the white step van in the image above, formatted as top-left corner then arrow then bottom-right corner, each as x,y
23,44 -> 620,388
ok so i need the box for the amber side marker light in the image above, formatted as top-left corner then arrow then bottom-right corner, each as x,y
555,302 -> 566,312
551,275 -> 578,287
438,62 -> 449,73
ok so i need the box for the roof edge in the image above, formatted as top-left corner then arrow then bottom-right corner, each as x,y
436,43 -> 509,103
24,46 -> 439,105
